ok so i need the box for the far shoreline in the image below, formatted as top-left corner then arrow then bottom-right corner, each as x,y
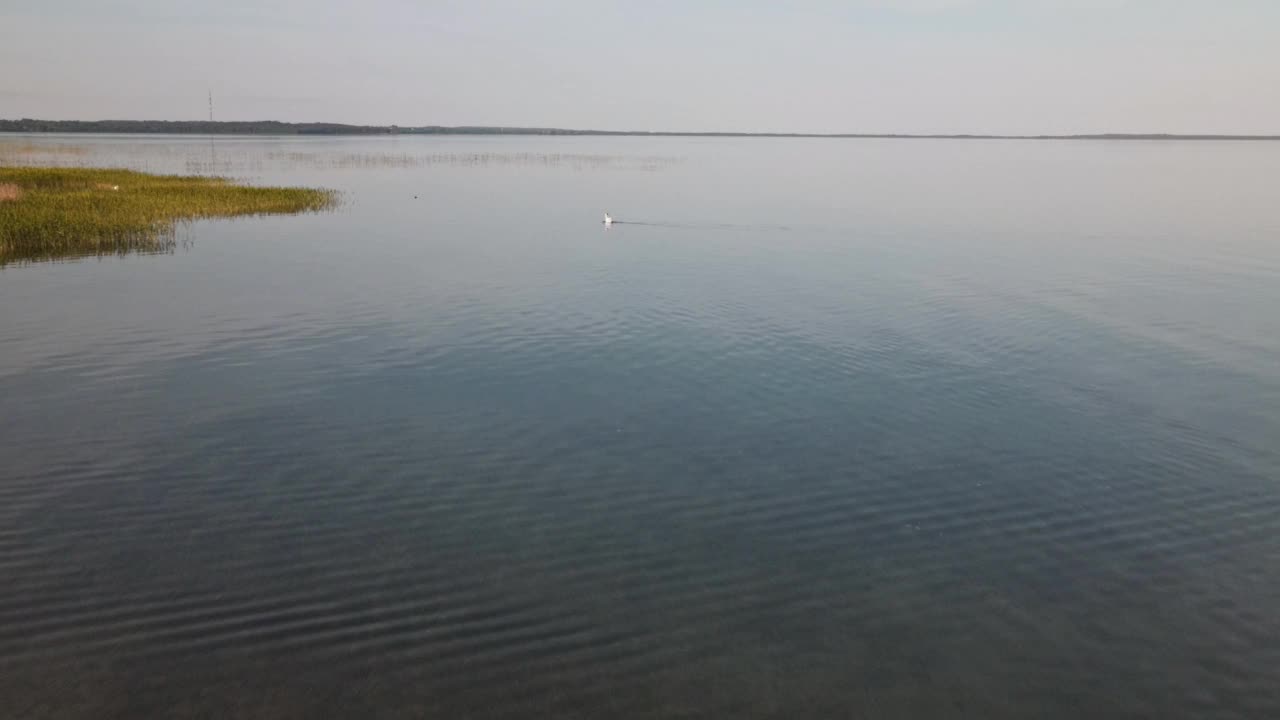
1,120 -> 1278,141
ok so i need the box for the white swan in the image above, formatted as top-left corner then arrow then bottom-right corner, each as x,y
603,212 -> 613,227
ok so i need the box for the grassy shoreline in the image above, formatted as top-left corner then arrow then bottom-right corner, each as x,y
0,166 -> 337,265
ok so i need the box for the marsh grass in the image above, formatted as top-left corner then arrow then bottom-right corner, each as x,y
0,167 -> 337,265
0,142 -> 93,169
181,151 -> 685,174
0,142 -> 90,157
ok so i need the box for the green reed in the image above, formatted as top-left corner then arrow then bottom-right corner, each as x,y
0,167 -> 337,265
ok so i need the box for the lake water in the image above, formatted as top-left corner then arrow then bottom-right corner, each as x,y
2,134 -> 1279,718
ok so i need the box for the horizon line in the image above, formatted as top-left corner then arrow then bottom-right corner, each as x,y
2,118 -> 1279,141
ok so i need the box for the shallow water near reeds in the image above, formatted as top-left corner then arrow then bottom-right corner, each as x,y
2,133 -> 1279,718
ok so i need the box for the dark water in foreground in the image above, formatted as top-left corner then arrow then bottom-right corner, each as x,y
2,135 -> 1279,718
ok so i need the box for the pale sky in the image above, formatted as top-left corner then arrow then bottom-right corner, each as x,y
2,0 -> 1277,134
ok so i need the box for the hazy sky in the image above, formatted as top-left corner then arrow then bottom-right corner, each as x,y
3,0 -> 1277,134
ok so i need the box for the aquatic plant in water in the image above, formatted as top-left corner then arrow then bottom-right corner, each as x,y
0,167 -> 337,265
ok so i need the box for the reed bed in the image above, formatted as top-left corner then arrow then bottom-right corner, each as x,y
0,167 -> 337,265
0,142 -> 92,168
0,142 -> 90,157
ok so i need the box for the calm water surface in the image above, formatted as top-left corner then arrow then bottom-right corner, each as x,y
2,135 -> 1279,718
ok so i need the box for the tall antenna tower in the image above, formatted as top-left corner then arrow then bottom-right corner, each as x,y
208,90 -> 213,122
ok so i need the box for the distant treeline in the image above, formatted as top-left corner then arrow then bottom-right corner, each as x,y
1,120 -> 404,135
0,119 -> 633,136
2,119 -> 1277,140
